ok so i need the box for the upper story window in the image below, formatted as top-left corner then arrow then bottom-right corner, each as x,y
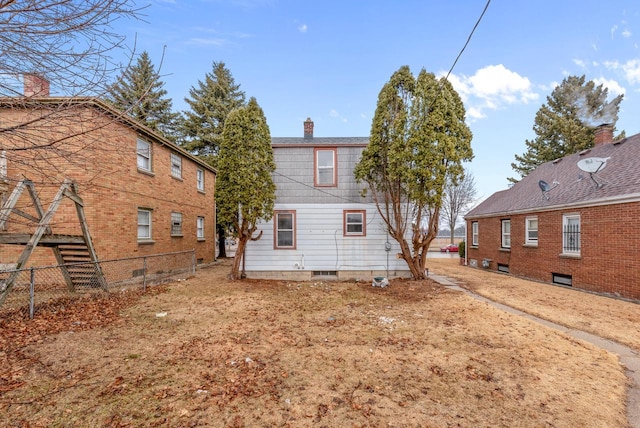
197,216 -> 205,240
562,214 -> 580,254
314,148 -> 337,187
171,212 -> 183,236
344,210 -> 366,236
501,219 -> 511,248
137,139 -> 152,172
196,168 -> 205,192
275,211 -> 296,249
137,208 -> 152,240
526,217 -> 538,245
471,221 -> 479,246
171,153 -> 182,179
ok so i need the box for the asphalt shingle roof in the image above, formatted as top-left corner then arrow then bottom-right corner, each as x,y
466,132 -> 640,218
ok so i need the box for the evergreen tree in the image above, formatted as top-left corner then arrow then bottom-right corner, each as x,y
181,61 -> 246,258
218,98 -> 276,279
106,51 -> 181,141
355,66 -> 473,279
181,61 -> 246,158
510,75 -> 624,181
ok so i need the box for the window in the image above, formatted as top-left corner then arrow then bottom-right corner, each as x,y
137,209 -> 152,240
315,148 -> 336,186
137,139 -> 151,171
525,217 -> 538,244
171,212 -> 183,236
562,214 -> 580,254
171,153 -> 182,179
274,211 -> 296,249
196,168 -> 205,191
471,222 -> 479,246
501,219 -> 511,248
344,210 -> 365,236
197,216 -> 205,240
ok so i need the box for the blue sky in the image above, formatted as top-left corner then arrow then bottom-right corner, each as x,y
114,0 -> 640,202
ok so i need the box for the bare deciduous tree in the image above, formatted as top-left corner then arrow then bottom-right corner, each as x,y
441,168 -> 477,244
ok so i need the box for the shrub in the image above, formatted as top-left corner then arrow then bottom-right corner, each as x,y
458,241 -> 465,258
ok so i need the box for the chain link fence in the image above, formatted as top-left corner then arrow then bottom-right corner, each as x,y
0,250 -> 196,319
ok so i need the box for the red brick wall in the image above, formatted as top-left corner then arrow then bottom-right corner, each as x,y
0,104 -> 216,267
466,202 -> 640,301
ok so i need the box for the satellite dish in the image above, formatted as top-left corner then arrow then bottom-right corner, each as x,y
538,180 -> 550,192
577,157 -> 610,174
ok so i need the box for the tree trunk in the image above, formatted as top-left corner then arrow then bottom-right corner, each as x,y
229,237 -> 247,280
217,224 -> 226,258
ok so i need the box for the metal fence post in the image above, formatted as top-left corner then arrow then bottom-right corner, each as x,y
29,267 -> 35,320
143,256 -> 147,291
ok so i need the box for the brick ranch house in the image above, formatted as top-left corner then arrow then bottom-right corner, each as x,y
465,124 -> 640,301
0,76 -> 217,268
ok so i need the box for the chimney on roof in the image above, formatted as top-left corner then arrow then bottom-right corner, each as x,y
594,123 -> 613,147
23,74 -> 50,97
304,117 -> 314,139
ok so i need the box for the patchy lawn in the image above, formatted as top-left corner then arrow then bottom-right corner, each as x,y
0,259 -> 629,427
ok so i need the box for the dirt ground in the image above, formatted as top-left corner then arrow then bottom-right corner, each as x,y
0,258 -> 632,427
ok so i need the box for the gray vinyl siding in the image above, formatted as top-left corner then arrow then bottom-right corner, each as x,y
244,204 -> 409,273
273,146 -> 372,204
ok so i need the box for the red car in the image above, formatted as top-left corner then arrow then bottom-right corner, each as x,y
440,244 -> 459,253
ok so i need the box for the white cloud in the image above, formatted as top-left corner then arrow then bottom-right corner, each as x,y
622,59 -> 640,85
573,58 -> 586,68
611,24 -> 618,39
593,77 -> 626,96
330,109 -> 347,123
447,64 -> 539,121
298,23 -> 308,33
622,29 -> 632,38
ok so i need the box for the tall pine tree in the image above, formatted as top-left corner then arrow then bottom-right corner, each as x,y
180,61 -> 246,159
106,51 -> 181,141
510,75 -> 624,181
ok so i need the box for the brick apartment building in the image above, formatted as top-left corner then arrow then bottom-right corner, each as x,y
465,124 -> 640,301
0,76 -> 216,267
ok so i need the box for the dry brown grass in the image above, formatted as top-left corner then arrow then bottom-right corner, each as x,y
0,259 -> 629,427
428,257 -> 640,352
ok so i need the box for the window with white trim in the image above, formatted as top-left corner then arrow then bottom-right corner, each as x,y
137,139 -> 151,171
196,168 -> 205,191
344,210 -> 365,236
171,153 -> 182,179
275,211 -> 296,249
501,219 -> 511,248
315,148 -> 336,186
196,216 -> 205,240
471,222 -> 479,246
171,212 -> 183,236
562,214 -> 580,254
137,209 -> 152,240
526,217 -> 538,244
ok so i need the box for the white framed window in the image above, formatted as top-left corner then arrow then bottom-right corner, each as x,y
171,153 -> 182,179
344,210 -> 365,236
275,211 -> 296,249
471,221 -> 479,246
171,212 -> 183,236
526,217 -> 538,245
196,168 -> 205,191
501,219 -> 511,248
315,148 -> 336,186
137,209 -> 152,240
562,214 -> 580,254
137,139 -> 151,171
196,216 -> 205,240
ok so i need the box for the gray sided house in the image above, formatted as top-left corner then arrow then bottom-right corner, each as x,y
465,124 -> 640,301
243,119 -> 411,280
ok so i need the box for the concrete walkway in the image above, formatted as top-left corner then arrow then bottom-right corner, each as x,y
429,274 -> 640,428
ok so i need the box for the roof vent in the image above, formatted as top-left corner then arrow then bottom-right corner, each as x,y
552,158 -> 562,164
578,149 -> 591,156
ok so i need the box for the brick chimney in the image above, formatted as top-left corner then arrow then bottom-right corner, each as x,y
594,123 -> 613,146
304,117 -> 314,139
23,74 -> 50,97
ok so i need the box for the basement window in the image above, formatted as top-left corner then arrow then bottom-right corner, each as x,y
313,271 -> 337,277
552,273 -> 572,287
497,263 -> 509,273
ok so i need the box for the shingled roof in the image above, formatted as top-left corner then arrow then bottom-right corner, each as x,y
466,131 -> 640,218
271,137 -> 369,147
